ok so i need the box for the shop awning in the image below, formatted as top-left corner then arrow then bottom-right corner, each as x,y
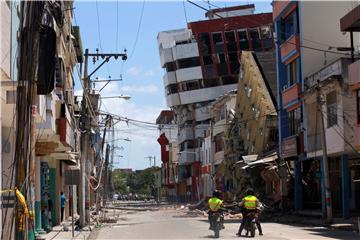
236,152 -> 278,169
51,152 -> 78,165
242,154 -> 258,163
247,152 -> 277,167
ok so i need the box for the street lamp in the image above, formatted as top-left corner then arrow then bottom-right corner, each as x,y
101,95 -> 131,100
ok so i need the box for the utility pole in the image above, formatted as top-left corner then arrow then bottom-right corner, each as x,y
317,85 -> 333,223
153,155 -> 156,167
145,156 -> 152,168
14,2 -> 42,239
80,48 -> 127,227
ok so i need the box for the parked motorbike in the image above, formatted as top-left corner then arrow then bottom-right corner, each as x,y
243,211 -> 257,238
209,211 -> 224,238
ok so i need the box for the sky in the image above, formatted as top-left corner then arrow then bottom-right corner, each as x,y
73,0 -> 272,170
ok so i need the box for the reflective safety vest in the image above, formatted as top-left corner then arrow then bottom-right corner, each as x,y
208,197 -> 223,212
243,195 -> 257,210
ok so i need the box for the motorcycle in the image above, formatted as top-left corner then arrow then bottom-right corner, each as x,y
243,211 -> 258,238
208,211 -> 224,238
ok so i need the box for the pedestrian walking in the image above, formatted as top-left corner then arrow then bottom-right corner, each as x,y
60,192 -> 66,222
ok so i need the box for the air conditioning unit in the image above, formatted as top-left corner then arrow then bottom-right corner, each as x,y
282,85 -> 288,91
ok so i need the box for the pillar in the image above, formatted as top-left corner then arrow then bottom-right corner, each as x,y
341,154 -> 350,219
49,168 -> 57,226
294,160 -> 303,210
35,158 -> 46,234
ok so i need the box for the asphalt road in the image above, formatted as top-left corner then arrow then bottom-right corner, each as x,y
89,207 -> 360,240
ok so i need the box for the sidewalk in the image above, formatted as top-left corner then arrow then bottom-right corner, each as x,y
38,217 -> 93,240
266,211 -> 360,233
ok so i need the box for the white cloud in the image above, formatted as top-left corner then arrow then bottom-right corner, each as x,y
126,66 -> 143,76
96,82 -> 164,169
125,66 -> 161,78
121,84 -> 159,94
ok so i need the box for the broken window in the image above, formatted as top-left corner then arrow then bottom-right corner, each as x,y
165,62 -> 175,72
215,133 -> 224,152
212,32 -> 224,53
249,28 -> 262,51
199,32 -> 211,55
237,29 -> 249,50
261,25 -> 273,51
288,107 -> 301,136
177,57 -> 200,69
327,91 -> 337,127
186,81 -> 200,91
202,55 -> 213,65
222,76 -> 237,85
166,84 -> 178,95
225,31 -> 237,52
203,78 -> 219,88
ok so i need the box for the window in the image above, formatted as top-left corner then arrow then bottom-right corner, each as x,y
287,59 -> 299,86
177,57 -> 200,69
203,78 -> 219,88
225,31 -> 236,43
212,32 -> 223,44
327,91 -> 337,127
186,81 -> 200,91
222,76 -> 237,85
225,31 -> 237,52
6,90 -> 16,104
199,33 -> 211,55
228,52 -> 238,62
261,25 -> 273,51
165,62 -> 175,72
215,133 -> 224,152
249,28 -> 261,51
357,90 -> 360,124
202,55 -> 213,65
166,84 -> 177,95
288,107 -> 301,136
281,11 -> 297,41
237,29 -> 249,50
217,53 -> 226,64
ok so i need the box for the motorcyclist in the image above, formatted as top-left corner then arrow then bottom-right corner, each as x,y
236,188 -> 263,236
208,190 -> 225,230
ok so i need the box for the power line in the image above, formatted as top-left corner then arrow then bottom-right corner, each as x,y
128,0 -> 146,60
116,0 -> 119,51
182,0 -> 188,24
95,0 -> 103,52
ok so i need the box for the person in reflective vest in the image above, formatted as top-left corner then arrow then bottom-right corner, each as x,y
207,190 -> 224,229
236,188 -> 263,236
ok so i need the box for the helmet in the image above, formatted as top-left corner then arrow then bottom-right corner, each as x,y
213,190 -> 221,198
246,188 -> 254,196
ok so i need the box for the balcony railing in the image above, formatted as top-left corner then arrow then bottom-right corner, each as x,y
280,34 -> 300,64
281,135 -> 298,158
282,83 -> 301,108
349,59 -> 360,87
272,0 -> 292,20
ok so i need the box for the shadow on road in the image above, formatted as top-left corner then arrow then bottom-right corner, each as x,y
300,227 -> 359,240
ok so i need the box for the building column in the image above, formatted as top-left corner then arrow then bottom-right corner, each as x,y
294,160 -> 303,211
35,158 -> 46,234
341,154 -> 350,219
49,168 -> 57,226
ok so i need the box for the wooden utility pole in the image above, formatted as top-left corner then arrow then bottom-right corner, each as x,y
80,48 -> 127,226
317,86 -> 333,223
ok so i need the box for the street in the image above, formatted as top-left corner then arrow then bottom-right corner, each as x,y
89,205 -> 360,240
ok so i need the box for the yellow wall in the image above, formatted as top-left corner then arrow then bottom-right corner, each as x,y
235,51 -> 277,156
